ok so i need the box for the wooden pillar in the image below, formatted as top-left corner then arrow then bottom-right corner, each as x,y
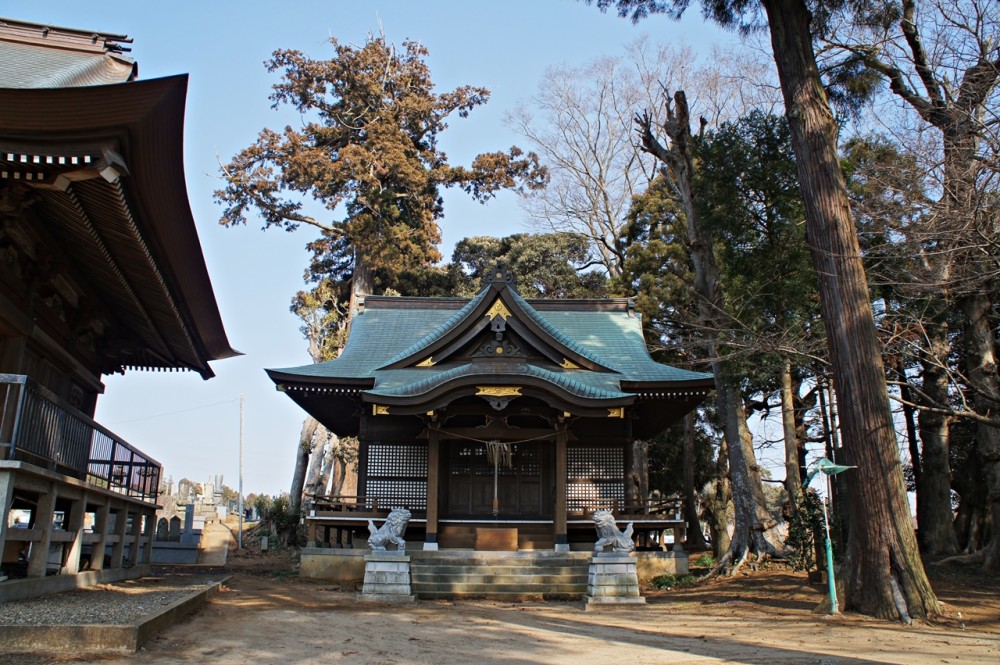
307,520 -> 318,548
425,431 -> 440,550
554,431 -> 568,552
624,440 -> 636,512
90,499 -> 111,570
0,471 -> 15,563
110,504 -> 128,569
62,491 -> 88,574
27,485 -> 57,577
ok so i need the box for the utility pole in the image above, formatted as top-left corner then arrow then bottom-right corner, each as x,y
238,392 -> 245,550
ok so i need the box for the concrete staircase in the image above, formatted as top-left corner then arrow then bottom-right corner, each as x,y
409,551 -> 591,600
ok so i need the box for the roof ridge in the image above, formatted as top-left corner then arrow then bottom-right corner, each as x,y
0,18 -> 133,55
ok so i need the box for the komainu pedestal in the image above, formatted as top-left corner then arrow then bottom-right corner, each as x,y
584,553 -> 646,609
359,553 -> 416,603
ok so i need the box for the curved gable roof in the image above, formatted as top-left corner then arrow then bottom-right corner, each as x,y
267,268 -> 713,405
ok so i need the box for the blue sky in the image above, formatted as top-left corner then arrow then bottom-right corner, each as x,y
13,2 -> 738,495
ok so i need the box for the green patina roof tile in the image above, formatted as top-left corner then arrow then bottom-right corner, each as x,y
268,280 -> 712,398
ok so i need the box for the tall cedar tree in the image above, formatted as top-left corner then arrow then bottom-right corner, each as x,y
842,134 -> 961,557
824,0 -> 1000,569
216,34 -> 547,313
592,0 -> 938,620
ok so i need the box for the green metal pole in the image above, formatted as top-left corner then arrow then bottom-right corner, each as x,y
821,493 -> 838,613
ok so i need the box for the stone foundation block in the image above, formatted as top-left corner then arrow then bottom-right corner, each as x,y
360,553 -> 416,603
584,553 -> 645,609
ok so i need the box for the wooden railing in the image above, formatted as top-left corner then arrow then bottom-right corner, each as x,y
0,374 -> 161,503
307,493 -> 683,521
306,494 -> 425,516
566,496 -> 683,520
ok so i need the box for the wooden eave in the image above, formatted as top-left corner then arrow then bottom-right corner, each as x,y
267,371 -> 374,390
620,378 -> 716,395
0,75 -> 238,378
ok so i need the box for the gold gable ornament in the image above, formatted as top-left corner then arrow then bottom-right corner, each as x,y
372,404 -> 391,416
415,356 -> 435,367
476,386 -> 522,412
607,407 -> 625,418
476,386 -> 522,397
484,299 -> 512,321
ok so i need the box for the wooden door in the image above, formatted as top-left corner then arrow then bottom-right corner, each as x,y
444,441 -> 550,518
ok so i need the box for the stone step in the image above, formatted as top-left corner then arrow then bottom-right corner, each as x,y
413,557 -> 590,570
412,564 -> 588,577
414,582 -> 588,594
412,572 -> 588,585
408,553 -> 596,599
417,590 -> 584,600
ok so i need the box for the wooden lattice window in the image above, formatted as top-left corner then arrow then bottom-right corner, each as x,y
365,442 -> 427,509
567,445 -> 624,512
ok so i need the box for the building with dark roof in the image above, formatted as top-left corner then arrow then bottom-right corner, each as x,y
269,266 -> 713,552
0,18 -> 236,595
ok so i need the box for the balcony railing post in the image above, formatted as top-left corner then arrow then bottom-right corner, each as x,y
2,376 -> 27,462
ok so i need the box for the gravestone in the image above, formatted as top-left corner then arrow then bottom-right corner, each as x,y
168,516 -> 181,541
156,518 -> 168,541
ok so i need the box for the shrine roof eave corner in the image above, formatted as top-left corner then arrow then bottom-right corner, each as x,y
265,367 -> 375,391
0,75 -> 239,376
620,377 -> 717,395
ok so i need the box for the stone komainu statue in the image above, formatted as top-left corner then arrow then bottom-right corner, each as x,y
367,507 -> 412,552
593,508 -> 635,553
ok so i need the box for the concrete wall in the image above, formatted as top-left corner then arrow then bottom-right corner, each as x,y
635,551 -> 688,579
299,548 -> 367,583
300,547 -> 687,583
0,564 -> 151,603
150,542 -> 200,564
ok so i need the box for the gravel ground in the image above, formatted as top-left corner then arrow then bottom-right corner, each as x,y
0,574 -> 224,625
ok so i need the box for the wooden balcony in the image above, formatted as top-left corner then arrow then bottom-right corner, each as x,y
0,374 -> 161,503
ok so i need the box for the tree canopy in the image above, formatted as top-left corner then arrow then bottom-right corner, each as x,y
216,33 -> 547,298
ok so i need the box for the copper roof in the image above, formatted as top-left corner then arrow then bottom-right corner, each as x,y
0,18 -> 136,88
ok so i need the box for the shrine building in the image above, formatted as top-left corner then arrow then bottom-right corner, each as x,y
268,266 -> 713,553
0,19 -> 236,597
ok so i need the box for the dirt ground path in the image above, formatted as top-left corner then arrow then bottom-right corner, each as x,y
3,558 -> 998,665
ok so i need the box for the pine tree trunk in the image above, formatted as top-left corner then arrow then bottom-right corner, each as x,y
289,417 -> 321,522
763,0 -> 939,620
916,314 -> 959,556
714,377 -> 779,565
631,439 -> 649,508
781,358 -> 803,510
708,436 -> 731,560
961,293 -> 1000,572
348,251 -> 374,319
316,433 -> 339,496
303,429 -> 327,498
683,412 -> 709,550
